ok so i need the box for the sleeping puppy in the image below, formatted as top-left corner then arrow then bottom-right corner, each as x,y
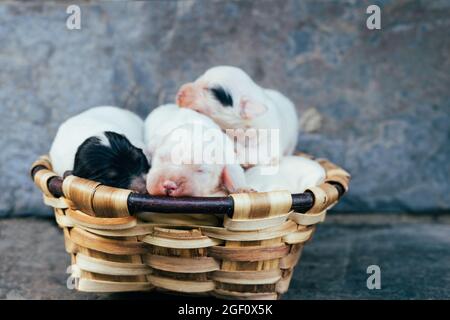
144,103 -> 218,157
144,104 -> 248,196
244,156 -> 325,193
176,66 -> 299,166
49,106 -> 150,192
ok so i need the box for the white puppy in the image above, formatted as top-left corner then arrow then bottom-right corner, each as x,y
144,104 -> 248,197
144,104 -> 218,156
245,156 -> 325,193
176,66 -> 298,166
49,106 -> 149,192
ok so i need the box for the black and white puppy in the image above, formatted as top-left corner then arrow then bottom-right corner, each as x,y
176,66 -> 299,167
49,106 -> 150,192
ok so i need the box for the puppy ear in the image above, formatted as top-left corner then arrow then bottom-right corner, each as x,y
239,96 -> 267,119
221,164 -> 248,193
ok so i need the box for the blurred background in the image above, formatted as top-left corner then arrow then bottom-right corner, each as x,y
0,0 -> 449,300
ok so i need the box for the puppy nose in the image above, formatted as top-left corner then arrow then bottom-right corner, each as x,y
162,180 -> 178,195
176,83 -> 195,107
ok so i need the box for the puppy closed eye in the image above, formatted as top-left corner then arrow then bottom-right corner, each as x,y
210,86 -> 233,107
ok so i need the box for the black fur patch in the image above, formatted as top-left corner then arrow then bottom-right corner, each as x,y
210,86 -> 233,107
73,131 -> 150,190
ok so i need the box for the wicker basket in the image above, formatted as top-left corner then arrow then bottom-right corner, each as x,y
30,154 -> 350,300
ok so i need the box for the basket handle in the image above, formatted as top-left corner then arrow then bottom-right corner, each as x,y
31,157 -> 349,217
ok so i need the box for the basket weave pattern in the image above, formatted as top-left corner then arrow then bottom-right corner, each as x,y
31,155 -> 350,300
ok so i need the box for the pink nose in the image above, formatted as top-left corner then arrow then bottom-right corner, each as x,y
176,83 -> 196,108
162,180 -> 178,195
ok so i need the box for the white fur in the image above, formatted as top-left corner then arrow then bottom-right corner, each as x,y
144,104 -> 219,156
263,89 -> 298,155
245,156 -> 325,193
144,104 -> 247,196
177,66 -> 298,165
49,106 -> 146,176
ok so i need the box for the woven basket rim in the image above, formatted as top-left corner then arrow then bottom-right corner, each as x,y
31,154 -> 350,216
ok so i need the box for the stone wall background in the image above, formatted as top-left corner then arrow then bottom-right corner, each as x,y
0,0 -> 448,216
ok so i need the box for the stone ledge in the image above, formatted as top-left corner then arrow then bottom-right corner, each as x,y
1,215 -> 449,299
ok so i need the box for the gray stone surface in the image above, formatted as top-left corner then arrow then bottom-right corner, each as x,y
0,0 -> 449,216
1,214 -> 449,300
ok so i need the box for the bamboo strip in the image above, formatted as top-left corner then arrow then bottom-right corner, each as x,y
211,269 -> 282,285
77,278 -> 153,292
202,221 -> 297,241
223,212 -> 290,231
207,244 -> 289,262
33,169 -> 57,197
66,209 -> 136,230
212,289 -> 278,300
282,226 -> 315,244
279,244 -> 303,269
304,186 -> 329,213
43,195 -> 70,209
76,253 -> 152,276
62,176 -> 100,216
145,254 -> 220,273
147,275 -> 215,293
275,269 -> 294,294
69,227 -> 149,255
138,212 -> 220,227
142,234 -> 222,249
289,210 -> 327,226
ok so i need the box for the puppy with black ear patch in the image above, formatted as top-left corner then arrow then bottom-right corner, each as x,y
49,106 -> 150,193
176,66 -> 299,166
